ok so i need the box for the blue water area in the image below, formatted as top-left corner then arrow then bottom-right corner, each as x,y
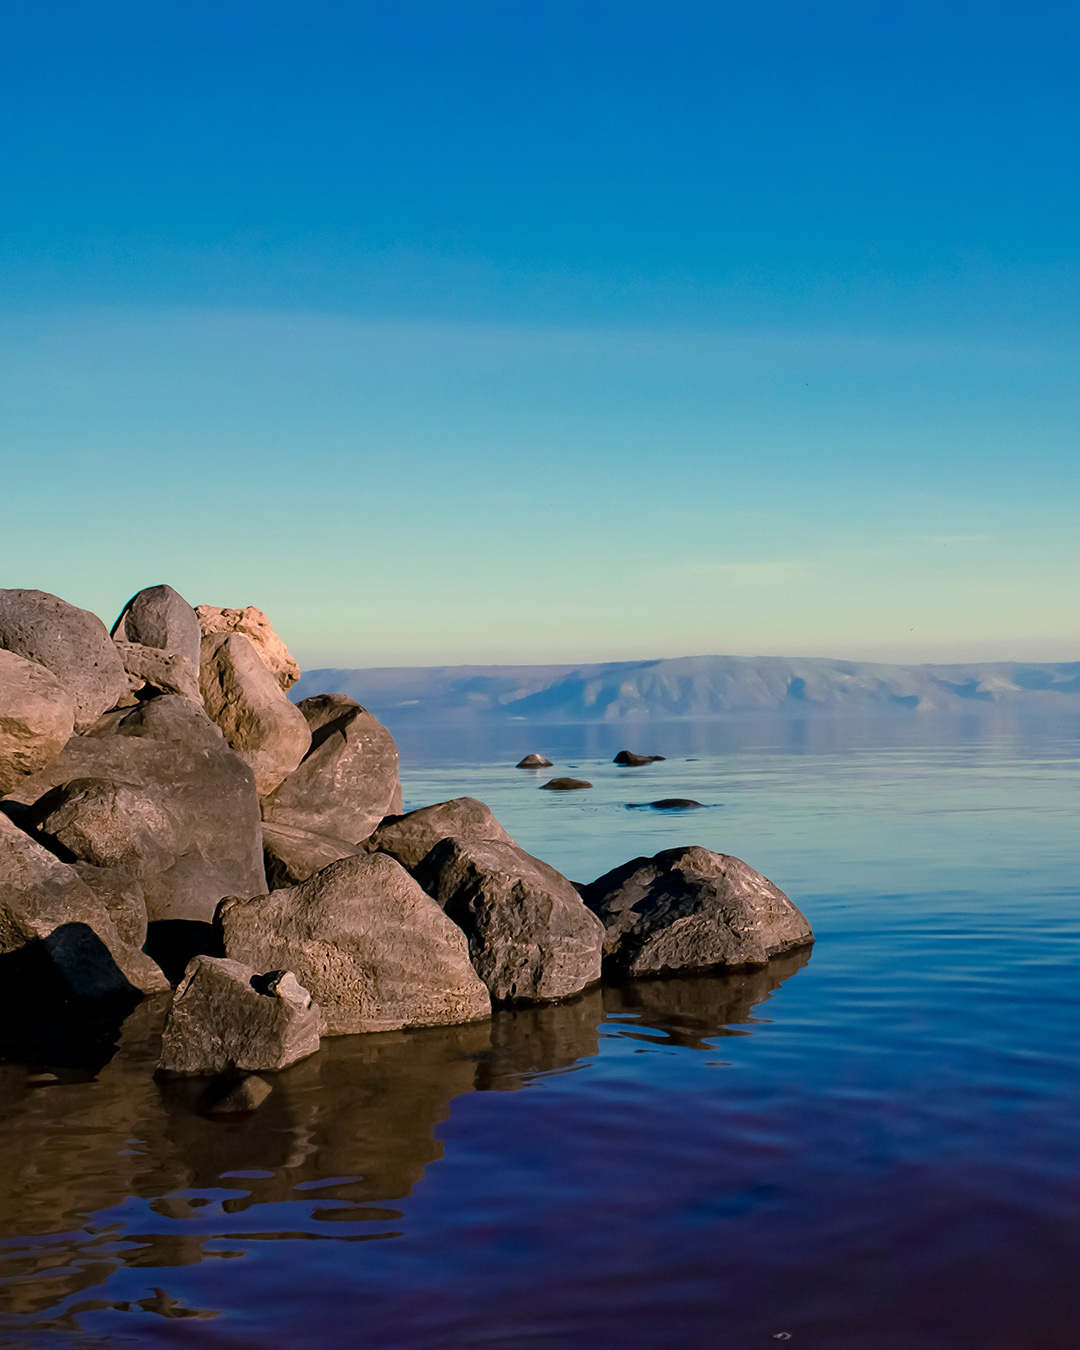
2,716 -> 1079,1349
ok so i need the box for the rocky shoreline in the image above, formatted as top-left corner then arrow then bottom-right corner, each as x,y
0,584 -> 813,1090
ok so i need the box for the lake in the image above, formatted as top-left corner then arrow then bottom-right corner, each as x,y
2,715 -> 1079,1349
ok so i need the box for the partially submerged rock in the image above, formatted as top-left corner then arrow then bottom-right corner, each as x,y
157,956 -> 320,1075
0,648 -> 76,794
195,605 -> 300,691
579,846 -> 813,978
0,589 -> 128,732
516,753 -> 552,768
260,695 -> 400,844
539,778 -> 591,791
613,751 -> 665,765
199,632 -> 311,796
201,1073 -> 273,1114
261,822 -> 360,890
112,585 -> 203,668
415,837 -> 604,1003
218,853 -> 491,1035
627,798 -> 704,810
367,796 -> 515,872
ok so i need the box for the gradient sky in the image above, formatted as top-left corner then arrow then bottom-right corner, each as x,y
1,1 -> 1077,668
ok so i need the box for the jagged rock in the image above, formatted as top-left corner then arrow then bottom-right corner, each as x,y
539,778 -> 591,791
73,862 -> 149,949
195,605 -> 300,690
415,837 -> 604,1003
262,822 -> 360,889
579,846 -> 814,977
113,641 -> 201,702
613,751 -> 665,765
0,589 -> 128,732
157,956 -> 320,1075
112,585 -> 203,668
218,853 -> 491,1035
516,753 -> 553,768
0,812 -> 168,999
199,633 -> 311,796
0,649 -> 76,794
367,796 -> 514,872
260,694 -> 401,843
7,696 -> 264,924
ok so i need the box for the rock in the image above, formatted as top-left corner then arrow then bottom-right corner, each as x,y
7,695 -> 265,925
113,641 -> 201,703
202,1074 -> 273,1114
367,796 -> 515,872
0,648 -> 76,794
262,822 -> 360,889
199,633 -> 311,796
516,753 -> 553,768
73,863 -> 149,949
0,589 -> 128,732
613,751 -> 665,765
628,798 -> 704,810
579,845 -> 814,978
415,837 -> 604,1003
0,812 -> 169,1000
111,585 -> 203,668
157,956 -> 321,1075
260,695 -> 400,843
539,778 -> 591,791
218,853 -> 491,1035
195,605 -> 300,691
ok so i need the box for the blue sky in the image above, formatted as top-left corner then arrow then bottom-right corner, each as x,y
1,1 -> 1077,666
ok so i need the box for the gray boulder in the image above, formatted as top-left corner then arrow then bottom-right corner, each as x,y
200,632 -> 311,796
0,589 -> 128,732
113,641 -> 202,703
579,846 -> 813,977
0,812 -> 168,998
158,956 -> 320,1075
7,695 -> 264,924
112,585 -> 203,668
367,796 -> 513,872
415,837 -> 604,1003
218,852 -> 491,1035
0,648 -> 76,793
260,694 -> 401,843
261,822 -> 360,890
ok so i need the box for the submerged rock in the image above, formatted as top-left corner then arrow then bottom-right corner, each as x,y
0,648 -> 76,794
627,798 -> 704,810
516,753 -> 553,768
367,796 -> 514,872
112,585 -> 203,669
579,845 -> 813,978
613,751 -> 665,766
201,1074 -> 274,1115
539,778 -> 591,791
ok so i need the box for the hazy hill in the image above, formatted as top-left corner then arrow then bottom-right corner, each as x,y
293,654 -> 1080,725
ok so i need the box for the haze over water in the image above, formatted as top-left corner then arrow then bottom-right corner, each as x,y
2,715 -> 1079,1349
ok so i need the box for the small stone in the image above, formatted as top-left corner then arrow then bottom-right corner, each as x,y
539,778 -> 591,791
515,753 -> 552,768
613,751 -> 665,765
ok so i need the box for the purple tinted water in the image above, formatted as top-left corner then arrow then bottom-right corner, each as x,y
2,718 -> 1079,1349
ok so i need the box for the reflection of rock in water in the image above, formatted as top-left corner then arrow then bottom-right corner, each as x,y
603,947 -> 812,1049
0,985 -> 604,1326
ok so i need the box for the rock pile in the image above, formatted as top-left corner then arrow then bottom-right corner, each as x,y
0,582 -> 814,1084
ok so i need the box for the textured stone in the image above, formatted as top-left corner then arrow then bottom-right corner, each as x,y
416,837 -> 604,1003
260,695 -> 400,844
0,648 -> 76,794
516,753 -> 552,768
367,796 -> 514,872
158,956 -> 320,1075
219,853 -> 491,1035
0,812 -> 168,999
262,822 -> 360,890
200,633 -> 311,796
195,605 -> 300,690
579,846 -> 814,977
8,696 -> 264,924
112,585 -> 203,668
113,642 -> 201,702
202,1074 -> 273,1114
73,863 -> 148,949
0,590 -> 127,732
539,778 -> 591,791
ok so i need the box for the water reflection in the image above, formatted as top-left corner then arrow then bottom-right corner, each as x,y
0,957 -> 806,1335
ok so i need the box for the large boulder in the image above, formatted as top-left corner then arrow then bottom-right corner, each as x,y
7,695 -> 265,924
113,641 -> 201,703
112,585 -> 203,668
367,797 -> 513,872
0,648 -> 76,794
415,837 -> 604,1003
73,862 -> 149,949
195,605 -> 300,690
200,633 -> 311,796
218,853 -> 491,1035
261,822 -> 360,890
578,846 -> 814,977
0,812 -> 168,999
157,955 -> 321,1075
0,589 -> 127,732
260,695 -> 400,843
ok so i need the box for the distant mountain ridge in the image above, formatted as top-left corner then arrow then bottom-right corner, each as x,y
293,654 -> 1080,724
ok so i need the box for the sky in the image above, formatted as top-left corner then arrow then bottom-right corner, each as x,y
1,0 -> 1077,668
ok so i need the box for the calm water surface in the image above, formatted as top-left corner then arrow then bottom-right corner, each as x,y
2,717 -> 1079,1349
